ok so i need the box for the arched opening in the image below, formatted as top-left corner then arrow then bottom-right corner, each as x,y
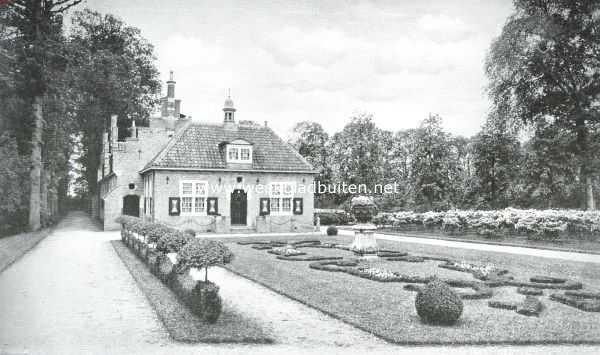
123,195 -> 140,217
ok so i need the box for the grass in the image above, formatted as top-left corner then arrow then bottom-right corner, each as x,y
0,228 -> 51,273
221,234 -> 600,345
376,227 -> 600,254
111,240 -> 273,344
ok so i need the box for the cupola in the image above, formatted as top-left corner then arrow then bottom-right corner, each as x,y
223,89 -> 236,129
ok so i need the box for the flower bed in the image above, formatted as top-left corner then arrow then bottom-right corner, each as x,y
373,208 -> 600,240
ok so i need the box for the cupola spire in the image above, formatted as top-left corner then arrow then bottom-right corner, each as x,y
223,89 -> 236,126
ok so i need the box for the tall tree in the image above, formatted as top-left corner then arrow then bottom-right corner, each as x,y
486,0 -> 600,209
67,9 -> 160,196
6,0 -> 81,230
329,113 -> 387,203
410,114 -> 457,211
520,121 -> 580,208
289,121 -> 332,205
469,128 -> 521,209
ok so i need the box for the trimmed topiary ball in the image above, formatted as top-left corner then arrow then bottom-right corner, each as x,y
415,279 -> 463,325
326,226 -> 338,236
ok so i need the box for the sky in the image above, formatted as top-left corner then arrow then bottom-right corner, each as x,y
81,0 -> 514,138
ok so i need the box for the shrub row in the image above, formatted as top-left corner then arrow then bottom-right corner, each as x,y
372,208 -> 600,240
118,215 -> 233,323
314,212 -> 355,226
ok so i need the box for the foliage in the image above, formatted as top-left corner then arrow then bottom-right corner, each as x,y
373,208 -> 600,239
410,114 -> 460,211
468,126 -> 522,209
190,281 -> 223,323
415,279 -> 463,325
326,225 -> 338,236
177,239 -> 234,280
329,114 -> 387,203
486,0 -> 600,209
288,121 -> 332,204
67,9 -> 160,195
315,211 -> 354,225
0,133 -> 29,235
156,230 -> 192,254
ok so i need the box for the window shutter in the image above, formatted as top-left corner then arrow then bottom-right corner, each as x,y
259,198 -> 270,216
168,197 -> 180,216
293,198 -> 303,215
207,197 -> 219,215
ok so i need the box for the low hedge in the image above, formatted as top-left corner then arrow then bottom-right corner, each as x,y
314,212 -> 355,226
119,216 -> 233,323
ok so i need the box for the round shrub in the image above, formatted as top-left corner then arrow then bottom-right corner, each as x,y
156,230 -> 192,254
326,226 -> 338,236
147,223 -> 173,244
415,279 -> 463,325
190,281 -> 223,323
177,239 -> 234,279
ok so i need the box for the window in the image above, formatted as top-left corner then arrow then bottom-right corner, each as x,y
241,148 -> 250,160
180,180 -> 208,215
228,148 -> 238,161
269,182 -> 295,215
226,144 -> 252,163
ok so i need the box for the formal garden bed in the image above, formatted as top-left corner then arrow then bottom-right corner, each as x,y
114,216 -> 272,344
222,234 -> 600,345
372,209 -> 600,252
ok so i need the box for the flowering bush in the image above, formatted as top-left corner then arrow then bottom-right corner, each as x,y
373,208 -> 600,240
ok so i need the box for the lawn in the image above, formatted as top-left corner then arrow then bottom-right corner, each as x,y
0,228 -> 51,273
112,240 -> 273,344
377,227 -> 600,254
221,234 -> 600,345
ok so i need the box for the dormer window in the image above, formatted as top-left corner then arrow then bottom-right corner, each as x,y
226,141 -> 252,163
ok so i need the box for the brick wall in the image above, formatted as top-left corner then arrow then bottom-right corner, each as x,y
100,126 -> 173,230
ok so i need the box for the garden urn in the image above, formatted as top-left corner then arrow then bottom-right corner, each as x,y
349,196 -> 379,257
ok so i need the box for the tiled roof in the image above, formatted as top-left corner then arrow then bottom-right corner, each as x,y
141,122 -> 315,173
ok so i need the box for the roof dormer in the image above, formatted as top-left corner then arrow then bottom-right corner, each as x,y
225,139 -> 253,164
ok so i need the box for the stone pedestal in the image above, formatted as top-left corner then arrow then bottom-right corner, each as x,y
350,223 -> 378,257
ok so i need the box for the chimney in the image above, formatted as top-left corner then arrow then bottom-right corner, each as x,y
110,114 -> 118,146
167,70 -> 175,99
264,121 -> 268,127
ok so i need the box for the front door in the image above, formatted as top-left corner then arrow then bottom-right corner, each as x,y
123,195 -> 140,217
230,189 -> 247,225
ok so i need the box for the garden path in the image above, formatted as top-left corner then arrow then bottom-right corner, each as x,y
1,211 -> 599,354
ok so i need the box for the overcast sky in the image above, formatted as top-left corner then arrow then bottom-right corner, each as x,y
83,0 -> 514,138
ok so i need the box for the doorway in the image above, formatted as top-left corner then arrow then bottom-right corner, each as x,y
123,195 -> 140,217
230,189 -> 247,225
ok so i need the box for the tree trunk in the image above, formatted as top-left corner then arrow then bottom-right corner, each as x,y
586,176 -> 596,210
575,117 -> 594,210
28,95 -> 43,231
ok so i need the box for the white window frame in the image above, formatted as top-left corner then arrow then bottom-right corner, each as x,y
226,144 -> 252,163
269,182 -> 295,216
180,180 -> 208,216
